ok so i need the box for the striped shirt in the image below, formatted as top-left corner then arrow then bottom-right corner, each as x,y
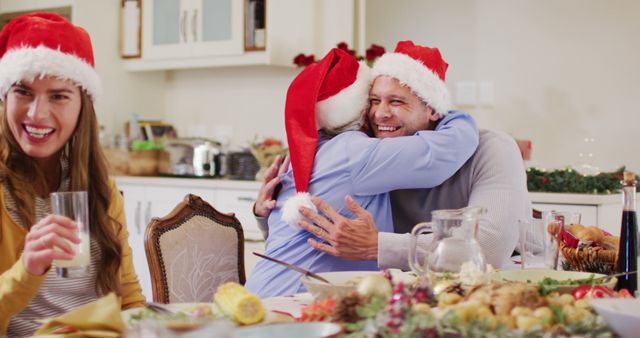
6,162 -> 102,338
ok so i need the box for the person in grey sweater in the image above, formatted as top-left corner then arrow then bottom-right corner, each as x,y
295,129 -> 531,270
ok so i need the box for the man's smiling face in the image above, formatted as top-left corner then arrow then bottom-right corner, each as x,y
367,75 -> 439,138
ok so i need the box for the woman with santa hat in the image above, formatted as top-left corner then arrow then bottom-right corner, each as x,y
0,12 -> 144,336
246,46 -> 479,297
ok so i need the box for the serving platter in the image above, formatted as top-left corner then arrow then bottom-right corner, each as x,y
494,269 -> 616,293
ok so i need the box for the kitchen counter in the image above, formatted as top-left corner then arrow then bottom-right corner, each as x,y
115,175 -> 629,240
529,192 -> 634,234
529,191 -> 625,205
114,175 -> 262,190
115,175 -> 629,205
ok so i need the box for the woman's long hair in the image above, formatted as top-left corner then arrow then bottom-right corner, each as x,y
0,91 -> 123,295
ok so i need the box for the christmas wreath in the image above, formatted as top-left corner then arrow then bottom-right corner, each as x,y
527,167 -> 639,194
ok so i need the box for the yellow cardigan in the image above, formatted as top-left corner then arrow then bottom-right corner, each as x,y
0,180 -> 146,333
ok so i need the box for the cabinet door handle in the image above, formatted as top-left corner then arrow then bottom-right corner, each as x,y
237,196 -> 256,203
135,201 -> 141,234
145,201 -> 152,227
191,9 -> 198,41
180,10 -> 188,42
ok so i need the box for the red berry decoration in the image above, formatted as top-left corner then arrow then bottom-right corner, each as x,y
412,279 -> 434,304
385,282 -> 412,332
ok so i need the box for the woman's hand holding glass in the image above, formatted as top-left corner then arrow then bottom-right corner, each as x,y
23,214 -> 81,276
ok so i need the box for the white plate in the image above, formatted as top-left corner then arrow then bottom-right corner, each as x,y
122,303 -> 293,328
493,269 -> 615,293
592,298 -> 640,338
121,303 -> 216,332
232,322 -> 341,338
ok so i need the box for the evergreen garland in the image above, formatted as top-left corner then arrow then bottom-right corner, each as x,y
527,167 -> 640,194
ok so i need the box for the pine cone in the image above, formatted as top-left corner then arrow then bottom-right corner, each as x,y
443,282 -> 466,297
333,292 -> 368,323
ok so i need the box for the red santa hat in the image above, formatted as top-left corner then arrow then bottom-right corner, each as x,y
0,12 -> 101,101
282,48 -> 371,226
372,40 -> 450,116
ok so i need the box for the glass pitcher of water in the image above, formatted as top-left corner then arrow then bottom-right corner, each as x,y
408,206 -> 488,275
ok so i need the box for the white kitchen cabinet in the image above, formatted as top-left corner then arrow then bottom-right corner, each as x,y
125,0 -> 358,71
214,188 -> 262,240
114,176 -> 261,298
118,185 -> 153,301
142,0 -> 243,60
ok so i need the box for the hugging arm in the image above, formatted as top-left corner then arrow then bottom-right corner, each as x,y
300,131 -> 531,270
348,112 -> 479,195
298,195 -> 378,261
376,132 -> 530,269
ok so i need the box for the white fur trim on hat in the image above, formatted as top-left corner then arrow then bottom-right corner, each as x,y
372,53 -> 450,116
281,192 -> 317,229
316,61 -> 371,132
0,45 -> 101,101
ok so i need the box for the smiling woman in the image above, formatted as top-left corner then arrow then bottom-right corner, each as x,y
0,12 -> 145,337
5,78 -> 82,167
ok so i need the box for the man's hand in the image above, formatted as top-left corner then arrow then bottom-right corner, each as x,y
253,155 -> 290,217
298,195 -> 378,261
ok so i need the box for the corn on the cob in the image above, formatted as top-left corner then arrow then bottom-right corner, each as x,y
214,282 -> 265,325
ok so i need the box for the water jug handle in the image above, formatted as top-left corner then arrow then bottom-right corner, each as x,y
408,222 -> 433,276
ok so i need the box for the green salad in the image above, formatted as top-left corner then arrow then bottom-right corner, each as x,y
536,274 -> 606,295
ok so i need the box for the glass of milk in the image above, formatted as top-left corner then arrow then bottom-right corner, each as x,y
50,191 -> 90,278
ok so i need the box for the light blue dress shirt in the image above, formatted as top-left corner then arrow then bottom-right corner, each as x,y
245,111 -> 478,297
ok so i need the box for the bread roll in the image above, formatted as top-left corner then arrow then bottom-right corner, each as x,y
600,236 -> 619,250
565,223 -> 584,236
570,225 -> 604,243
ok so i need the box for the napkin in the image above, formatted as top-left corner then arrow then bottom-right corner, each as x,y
33,293 -> 124,338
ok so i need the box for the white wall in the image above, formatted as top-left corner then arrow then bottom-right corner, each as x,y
73,0 -> 165,135
366,0 -> 640,173
6,0 -> 637,172
162,66 -> 296,149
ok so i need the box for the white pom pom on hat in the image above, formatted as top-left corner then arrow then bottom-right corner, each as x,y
282,48 -> 371,228
281,192 -> 317,228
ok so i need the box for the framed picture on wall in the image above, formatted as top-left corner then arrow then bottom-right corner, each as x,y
120,0 -> 141,58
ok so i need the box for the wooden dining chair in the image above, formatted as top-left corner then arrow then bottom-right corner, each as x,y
144,194 -> 246,303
